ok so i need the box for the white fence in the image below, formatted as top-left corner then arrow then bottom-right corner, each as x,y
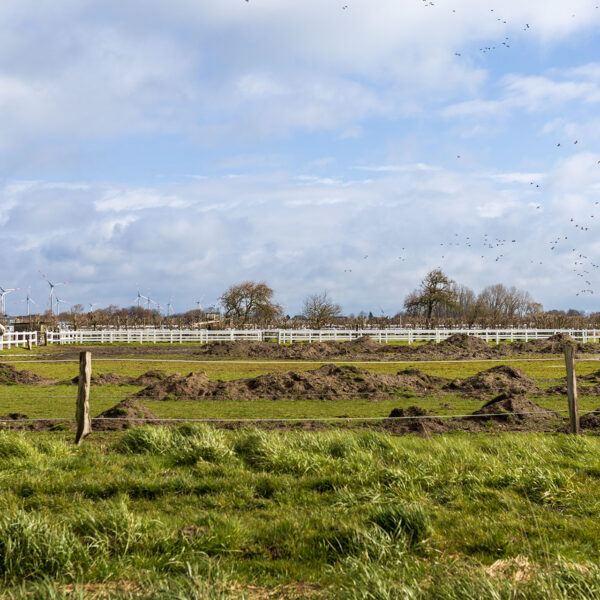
44,328 -> 600,345
0,331 -> 38,350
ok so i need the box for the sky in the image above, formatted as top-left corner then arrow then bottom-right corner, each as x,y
2,0 -> 600,317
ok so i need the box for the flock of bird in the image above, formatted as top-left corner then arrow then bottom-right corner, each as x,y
330,1 -> 600,302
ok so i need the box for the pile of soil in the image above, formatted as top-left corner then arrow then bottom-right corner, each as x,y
580,409 -> 600,430
0,364 -> 55,385
420,333 -> 494,356
0,413 -> 28,422
133,364 -> 445,402
384,406 -> 449,435
443,365 -> 540,396
468,392 -> 560,424
93,398 -> 160,430
70,370 -> 172,386
511,333 -> 598,355
197,338 -> 387,360
133,370 -> 172,386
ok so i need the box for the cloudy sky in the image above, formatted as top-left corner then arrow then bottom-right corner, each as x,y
2,0 -> 600,316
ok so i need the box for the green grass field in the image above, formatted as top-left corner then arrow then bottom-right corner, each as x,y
0,430 -> 600,598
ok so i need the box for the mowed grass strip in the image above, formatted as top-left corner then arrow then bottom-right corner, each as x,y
0,430 -> 599,598
2,356 -> 600,380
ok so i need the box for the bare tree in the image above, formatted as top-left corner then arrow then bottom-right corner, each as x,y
220,281 -> 282,325
404,269 -> 458,327
476,284 -> 535,325
301,292 -> 341,329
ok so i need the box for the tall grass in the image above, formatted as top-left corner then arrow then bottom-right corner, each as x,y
0,428 -> 599,597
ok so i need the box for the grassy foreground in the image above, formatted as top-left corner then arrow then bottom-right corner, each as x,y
1,429 -> 600,598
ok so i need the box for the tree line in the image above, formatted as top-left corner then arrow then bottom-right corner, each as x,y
12,271 -> 600,329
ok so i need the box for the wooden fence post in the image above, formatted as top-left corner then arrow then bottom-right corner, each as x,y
564,342 -> 580,435
75,351 -> 92,445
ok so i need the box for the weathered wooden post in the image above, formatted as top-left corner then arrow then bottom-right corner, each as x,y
75,351 -> 92,445
564,341 -> 580,435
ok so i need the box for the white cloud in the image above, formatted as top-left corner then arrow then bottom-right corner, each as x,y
3,155 -> 600,312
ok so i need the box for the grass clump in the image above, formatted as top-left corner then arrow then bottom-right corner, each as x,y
370,503 -> 432,546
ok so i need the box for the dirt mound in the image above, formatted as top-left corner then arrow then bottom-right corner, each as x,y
514,333 -> 598,355
93,398 -> 160,430
71,372 -> 133,385
133,364 -> 443,402
132,370 -> 172,386
396,368 -> 450,387
0,363 -> 55,385
71,370 -> 173,386
580,409 -> 600,430
444,365 -> 540,396
469,392 -> 560,423
438,333 -> 492,352
134,372 -> 212,401
198,338 -> 383,360
384,406 -> 448,434
0,413 -> 28,422
345,335 -> 384,351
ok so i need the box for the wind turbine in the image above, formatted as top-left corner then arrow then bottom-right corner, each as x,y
39,272 -> 69,315
166,296 -> 174,316
194,296 -> 204,311
54,296 -> 70,315
0,286 -> 19,316
18,287 -> 38,318
132,284 -> 147,308
88,302 -> 99,313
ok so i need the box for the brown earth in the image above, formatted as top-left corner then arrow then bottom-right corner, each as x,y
382,393 -> 561,435
580,409 -> 600,430
132,364 -> 447,402
93,398 -> 160,430
0,363 -> 56,385
25,331 -> 600,362
195,332 -> 599,361
383,406 -> 449,435
469,392 -> 561,424
443,365 -> 540,396
70,370 -> 172,386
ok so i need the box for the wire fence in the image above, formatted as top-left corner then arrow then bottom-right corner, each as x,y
0,352 -> 591,429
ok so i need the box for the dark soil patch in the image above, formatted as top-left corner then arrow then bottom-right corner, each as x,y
70,370 -> 172,386
443,365 -> 540,396
0,413 -> 28,422
580,409 -> 600,430
133,370 -> 172,386
93,398 -> 160,430
0,363 -> 56,385
132,364 -> 445,402
34,331 -> 600,362
469,392 -> 561,424
383,406 -> 449,435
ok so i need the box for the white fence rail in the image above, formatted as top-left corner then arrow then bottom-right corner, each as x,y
0,331 -> 38,350
44,328 -> 600,345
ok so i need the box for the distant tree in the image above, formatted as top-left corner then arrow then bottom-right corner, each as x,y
301,292 -> 341,329
404,269 -> 458,327
220,281 -> 282,325
476,284 -> 535,324
70,304 -> 85,315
